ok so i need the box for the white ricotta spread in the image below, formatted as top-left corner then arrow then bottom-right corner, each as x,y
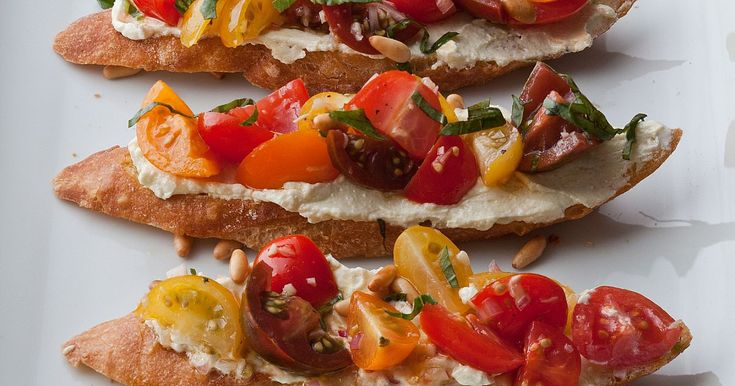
451,364 -> 494,386
128,121 -> 673,231
110,0 -> 620,69
459,284 -> 479,305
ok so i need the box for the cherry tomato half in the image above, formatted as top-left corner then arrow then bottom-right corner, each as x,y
197,106 -> 275,163
132,0 -> 181,26
405,135 -> 479,205
420,304 -> 524,374
255,79 -> 310,134
349,71 -> 442,159
572,286 -> 683,369
392,0 -> 457,23
471,273 -> 568,343
516,321 -> 581,386
253,235 -> 339,307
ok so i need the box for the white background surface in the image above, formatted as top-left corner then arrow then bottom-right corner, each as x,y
1,1 -> 733,385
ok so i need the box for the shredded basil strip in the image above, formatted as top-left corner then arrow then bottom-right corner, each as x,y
189,268 -> 198,275
329,109 -> 386,140
210,98 -> 255,113
201,0 -> 218,20
511,95 -> 525,131
412,91 -> 445,124
420,31 -> 459,54
128,102 -> 196,127
623,113 -> 647,160
385,294 -> 437,320
379,337 -> 390,347
97,0 -> 114,9
440,100 -> 506,136
241,108 -> 260,126
386,19 -> 415,39
272,0 -> 297,12
396,62 -> 413,73
176,0 -> 196,14
318,293 -> 344,330
383,292 -> 407,302
438,246 -> 459,288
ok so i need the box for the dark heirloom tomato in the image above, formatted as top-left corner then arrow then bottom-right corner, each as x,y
572,286 -> 683,369
349,71 -> 442,159
519,62 -> 572,120
197,106 -> 274,163
471,273 -> 568,343
392,0 -> 457,23
420,304 -> 524,374
241,262 -> 352,375
516,321 -> 581,386
281,0 -> 324,27
405,135 -> 479,205
255,79 -> 310,134
524,0 -> 588,25
132,0 -> 181,26
253,235 -> 339,307
326,130 -> 418,191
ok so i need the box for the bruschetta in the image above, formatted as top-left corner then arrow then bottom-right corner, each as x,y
53,63 -> 681,258
62,229 -> 691,386
54,0 -> 636,92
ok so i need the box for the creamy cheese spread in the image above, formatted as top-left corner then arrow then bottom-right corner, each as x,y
128,121 -> 673,231
109,0 -> 620,69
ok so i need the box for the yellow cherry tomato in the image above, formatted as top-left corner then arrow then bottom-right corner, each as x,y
180,0 -> 228,47
468,271 -> 514,291
298,92 -> 353,131
393,226 -> 473,314
347,292 -> 419,370
135,275 -> 244,360
467,124 -> 523,187
220,0 -> 281,47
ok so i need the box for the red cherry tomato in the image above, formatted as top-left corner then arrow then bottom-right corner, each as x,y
255,79 -> 310,134
253,235 -> 339,307
471,274 -> 568,343
392,0 -> 457,23
457,0 -> 587,25
349,71 -> 442,159
525,0 -> 589,25
420,304 -> 524,374
132,0 -> 181,26
405,135 -> 479,205
197,106 -> 275,163
519,62 -> 572,120
572,286 -> 683,369
515,321 -> 581,386
454,0 -> 506,23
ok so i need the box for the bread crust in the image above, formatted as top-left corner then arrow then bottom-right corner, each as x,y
62,313 -> 691,386
53,0 -> 635,93
52,130 -> 681,259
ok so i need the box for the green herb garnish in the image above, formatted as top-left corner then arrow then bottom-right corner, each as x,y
200,0 -> 218,20
396,62 -> 413,73
420,31 -> 459,54
210,98 -> 256,113
412,91 -> 445,124
128,102 -> 196,127
511,95 -> 526,132
272,0 -> 297,12
318,293 -> 344,330
440,99 -> 506,136
438,246 -> 459,288
622,113 -> 647,160
97,0 -> 114,9
386,294 -> 437,320
175,0 -> 196,14
329,109 -> 386,140
383,292 -> 408,302
189,268 -> 198,275
542,76 -> 618,141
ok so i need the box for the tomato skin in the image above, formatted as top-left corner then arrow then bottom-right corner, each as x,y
572,286 -> 682,369
197,107 -> 275,163
350,71 -> 442,159
132,0 -> 181,26
456,0 -> 587,25
392,0 -> 457,23
454,0 -> 506,23
322,5 -> 421,55
253,235 -> 339,307
471,273 -> 568,343
255,79 -> 310,134
523,0 -> 588,25
520,62 -> 572,120
515,321 -> 581,386
405,135 -> 479,205
420,304 -> 524,374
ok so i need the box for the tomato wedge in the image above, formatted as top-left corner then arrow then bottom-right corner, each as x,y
456,0 -> 588,25
572,286 -> 683,368
519,62 -> 572,120
349,71 -> 442,159
132,0 -> 181,26
471,273 -> 568,343
420,304 -> 524,374
392,0 -> 457,23
516,321 -> 581,386
197,106 -> 274,163
255,79 -> 310,134
253,235 -> 339,307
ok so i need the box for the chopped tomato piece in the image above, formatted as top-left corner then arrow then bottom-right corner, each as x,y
180,0 -> 227,47
197,106 -> 274,163
253,235 -> 339,307
519,62 -> 572,120
348,292 -> 420,370
219,0 -> 282,48
136,81 -> 220,178
255,79 -> 310,134
237,129 -> 339,189
467,124 -> 523,187
132,0 -> 181,26
471,273 -> 568,343
456,0 -> 587,25
298,92 -> 352,131
572,286 -> 683,368
515,321 -> 581,386
405,136 -> 479,205
392,0 -> 457,23
420,304 -> 524,374
349,71 -> 442,159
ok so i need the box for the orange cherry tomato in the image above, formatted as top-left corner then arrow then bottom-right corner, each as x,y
136,81 -> 220,178
236,129 -> 339,189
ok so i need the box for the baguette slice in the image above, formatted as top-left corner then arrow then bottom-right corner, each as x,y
52,129 -> 681,259
62,313 -> 691,386
53,0 -> 635,93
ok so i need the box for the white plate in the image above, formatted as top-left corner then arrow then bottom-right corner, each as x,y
1,0 -> 733,385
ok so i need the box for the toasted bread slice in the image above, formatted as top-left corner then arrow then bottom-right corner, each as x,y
62,313 -> 691,386
52,129 -> 681,259
53,0 -> 635,93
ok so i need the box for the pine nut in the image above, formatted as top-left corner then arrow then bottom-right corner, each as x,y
213,240 -> 243,261
102,65 -> 142,80
446,94 -> 465,109
512,235 -> 547,269
368,265 -> 397,294
334,298 -> 350,316
174,234 -> 193,257
230,249 -> 251,284
368,36 -> 412,63
313,113 -> 338,131
390,277 -> 419,303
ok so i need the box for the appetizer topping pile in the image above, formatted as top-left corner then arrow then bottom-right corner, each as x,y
135,227 -> 685,383
131,62 -> 647,206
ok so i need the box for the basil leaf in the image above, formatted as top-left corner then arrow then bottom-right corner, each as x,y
329,109 -> 386,140
386,19 -> 416,39
511,95 -> 525,131
200,0 -> 218,20
385,294 -> 437,320
272,0 -> 297,12
97,0 -> 114,9
622,113 -> 647,160
189,268 -> 198,275
438,246 -> 459,288
128,102 -> 196,127
210,98 -> 256,113
379,337 -> 390,347
396,62 -> 413,73
240,108 -> 259,126
175,0 -> 196,14
411,91 -> 445,123
440,100 -> 506,136
318,293 -> 344,315
420,31 -> 458,54
383,292 -> 407,302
